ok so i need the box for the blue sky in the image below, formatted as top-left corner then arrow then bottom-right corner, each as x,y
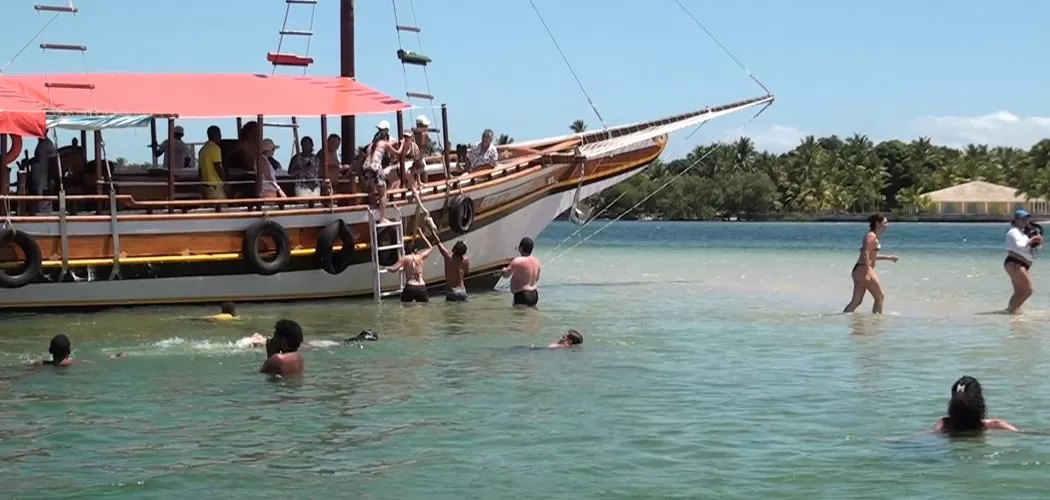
2,0 -> 1049,163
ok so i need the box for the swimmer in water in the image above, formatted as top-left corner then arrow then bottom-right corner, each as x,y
842,213 -> 898,314
932,376 -> 1018,435
259,319 -> 305,377
345,330 -> 379,342
1004,209 -> 1043,314
242,330 -> 377,349
36,334 -> 79,366
547,329 -> 583,349
385,228 -> 434,303
502,236 -> 541,307
207,302 -> 238,321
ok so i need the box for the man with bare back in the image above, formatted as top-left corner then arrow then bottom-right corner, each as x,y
435,235 -> 470,302
259,319 -> 305,377
502,236 -> 541,307
385,228 -> 434,303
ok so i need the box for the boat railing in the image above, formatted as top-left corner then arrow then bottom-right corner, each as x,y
0,139 -> 587,217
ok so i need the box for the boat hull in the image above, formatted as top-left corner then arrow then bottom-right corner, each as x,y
0,145 -> 652,310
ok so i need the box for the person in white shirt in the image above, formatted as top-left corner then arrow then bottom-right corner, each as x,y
465,129 -> 498,174
1004,209 -> 1043,314
154,125 -> 194,171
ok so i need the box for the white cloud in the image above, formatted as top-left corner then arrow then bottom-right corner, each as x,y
912,111 -> 1050,149
727,124 -> 806,153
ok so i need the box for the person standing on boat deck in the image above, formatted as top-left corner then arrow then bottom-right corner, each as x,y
154,125 -> 193,171
435,233 -> 470,302
465,129 -> 499,174
842,213 -> 898,314
503,236 -> 542,307
263,138 -> 283,172
1004,209 -> 1042,314
385,228 -> 434,303
258,139 -> 286,199
30,137 -> 57,213
394,128 -> 426,192
260,319 -> 305,377
363,122 -> 395,224
198,126 -> 226,199
288,136 -> 322,197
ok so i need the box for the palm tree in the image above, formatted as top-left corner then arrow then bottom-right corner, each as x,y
496,134 -> 514,145
570,120 -> 587,134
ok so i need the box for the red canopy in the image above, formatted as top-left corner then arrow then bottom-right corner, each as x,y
0,73 -> 410,137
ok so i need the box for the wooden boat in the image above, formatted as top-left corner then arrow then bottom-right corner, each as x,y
0,1 -> 773,310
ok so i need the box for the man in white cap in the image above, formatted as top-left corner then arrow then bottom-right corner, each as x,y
154,124 -> 194,171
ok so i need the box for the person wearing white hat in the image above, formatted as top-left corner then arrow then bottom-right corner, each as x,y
258,138 -> 286,199
153,123 -> 194,171
376,120 -> 391,131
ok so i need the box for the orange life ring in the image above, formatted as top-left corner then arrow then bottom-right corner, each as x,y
1,134 -> 23,165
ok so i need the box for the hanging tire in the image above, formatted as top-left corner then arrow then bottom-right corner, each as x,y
316,219 -> 356,275
0,228 -> 42,289
448,195 -> 475,234
242,220 -> 291,276
376,227 -> 401,267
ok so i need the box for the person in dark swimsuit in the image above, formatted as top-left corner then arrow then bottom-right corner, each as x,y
503,237 -> 541,307
931,376 -> 1018,435
386,228 -> 434,303
344,330 -> 379,342
842,213 -> 899,314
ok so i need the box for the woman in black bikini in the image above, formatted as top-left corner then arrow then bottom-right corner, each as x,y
932,376 -> 1017,435
843,213 -> 899,314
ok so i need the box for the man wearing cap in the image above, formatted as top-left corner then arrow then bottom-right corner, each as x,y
259,138 -> 286,198
154,124 -> 194,171
1004,208 -> 1043,314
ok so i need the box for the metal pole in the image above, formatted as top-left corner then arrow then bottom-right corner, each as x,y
166,119 -> 175,211
149,118 -> 158,169
320,115 -> 330,199
256,114 -> 264,200
93,130 -> 103,213
440,104 -> 452,178
0,135 -> 8,197
396,110 -> 405,182
340,0 -> 356,162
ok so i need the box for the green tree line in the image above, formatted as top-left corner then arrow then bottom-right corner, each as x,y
579,130 -> 1050,220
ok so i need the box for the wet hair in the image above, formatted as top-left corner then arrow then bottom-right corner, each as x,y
273,319 -> 304,353
518,237 -> 534,256
346,330 -> 379,342
220,301 -> 236,315
452,241 -> 467,257
49,334 -> 71,361
868,213 -> 885,230
565,329 -> 583,345
944,376 -> 986,434
240,121 -> 261,143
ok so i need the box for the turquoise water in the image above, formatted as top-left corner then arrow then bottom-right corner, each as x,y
4,221 -> 1050,498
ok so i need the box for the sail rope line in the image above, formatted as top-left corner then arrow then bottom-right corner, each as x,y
406,0 -> 436,123
544,101 -> 772,266
0,12 -> 60,74
390,0 -> 414,120
526,0 -> 608,131
547,121 -> 710,255
671,0 -> 771,95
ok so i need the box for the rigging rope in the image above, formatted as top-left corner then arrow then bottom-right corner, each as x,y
526,0 -> 608,131
545,101 -> 772,266
671,0 -> 771,96
0,12 -> 60,74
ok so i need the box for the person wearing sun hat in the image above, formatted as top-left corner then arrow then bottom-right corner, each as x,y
1004,208 -> 1043,314
258,138 -> 286,199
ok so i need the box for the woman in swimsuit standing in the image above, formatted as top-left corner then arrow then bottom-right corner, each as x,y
843,213 -> 899,314
1004,209 -> 1043,314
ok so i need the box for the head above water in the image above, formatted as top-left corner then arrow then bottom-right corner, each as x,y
945,375 -> 986,434
220,301 -> 236,315
49,334 -> 71,362
452,241 -> 467,257
562,329 -> 583,345
269,319 -> 303,355
868,213 -> 888,231
517,237 -> 534,256
347,330 -> 379,342
1012,209 -> 1032,228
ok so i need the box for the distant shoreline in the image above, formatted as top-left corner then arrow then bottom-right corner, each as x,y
559,212 -> 1030,223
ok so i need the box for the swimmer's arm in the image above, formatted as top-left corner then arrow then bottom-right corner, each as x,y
436,240 -> 451,259
416,229 -> 434,259
385,257 -> 404,273
501,259 -> 516,278
461,256 -> 470,276
875,255 -> 898,262
931,418 -> 945,432
861,233 -> 876,267
985,419 -> 1019,432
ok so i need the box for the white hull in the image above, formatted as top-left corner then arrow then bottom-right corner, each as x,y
0,165 -> 644,309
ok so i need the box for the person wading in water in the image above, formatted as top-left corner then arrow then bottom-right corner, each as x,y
502,236 -> 541,307
842,213 -> 899,314
1003,209 -> 1043,314
385,228 -> 434,303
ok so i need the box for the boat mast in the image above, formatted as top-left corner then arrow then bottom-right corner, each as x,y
340,0 -> 356,159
